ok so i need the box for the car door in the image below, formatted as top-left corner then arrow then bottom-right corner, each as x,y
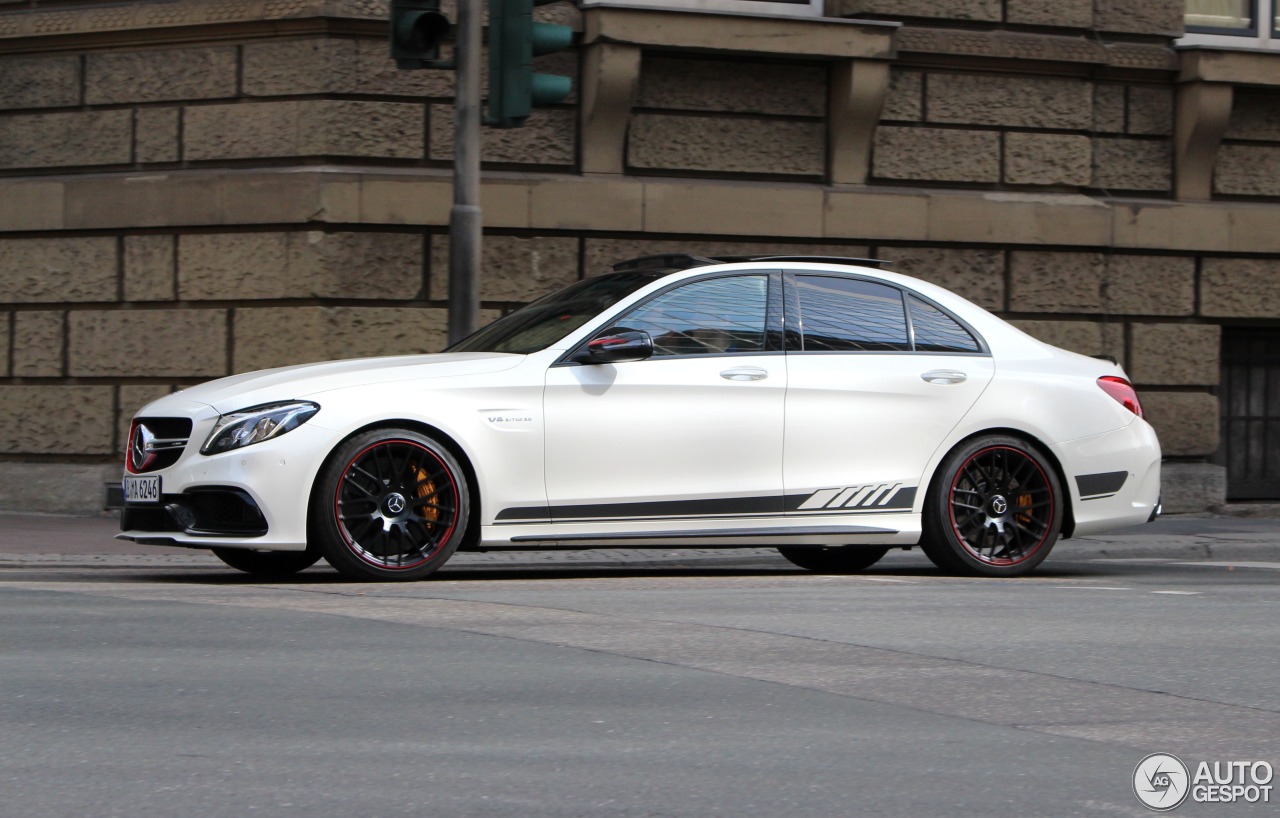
542,272 -> 786,525
782,273 -> 994,515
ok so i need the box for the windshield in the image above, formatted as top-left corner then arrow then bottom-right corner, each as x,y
448,270 -> 666,354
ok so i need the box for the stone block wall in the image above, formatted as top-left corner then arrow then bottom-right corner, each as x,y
857,0 -> 1182,195
0,37 -> 575,173
625,56 -> 827,178
1217,91 -> 1280,197
875,70 -> 1174,194
0,0 -> 1273,514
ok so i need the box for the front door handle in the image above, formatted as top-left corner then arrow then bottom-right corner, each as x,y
921,370 -> 967,385
721,367 -> 769,382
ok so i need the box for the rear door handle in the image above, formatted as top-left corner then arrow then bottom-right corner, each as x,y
721,367 -> 769,382
921,370 -> 967,385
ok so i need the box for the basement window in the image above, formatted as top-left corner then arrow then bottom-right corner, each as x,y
578,0 -> 823,17
1183,0 -> 1280,49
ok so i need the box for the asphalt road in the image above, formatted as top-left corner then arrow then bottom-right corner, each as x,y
2,515 -> 1278,817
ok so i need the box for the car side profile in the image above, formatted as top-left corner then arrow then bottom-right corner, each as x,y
119,254 -> 1162,581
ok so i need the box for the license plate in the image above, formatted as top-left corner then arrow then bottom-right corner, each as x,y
123,474 -> 161,504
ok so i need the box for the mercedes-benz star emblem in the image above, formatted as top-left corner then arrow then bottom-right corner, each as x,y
385,493 -> 407,515
991,496 -> 1008,515
131,424 -> 156,471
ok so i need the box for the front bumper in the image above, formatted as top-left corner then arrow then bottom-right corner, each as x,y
118,422 -> 336,551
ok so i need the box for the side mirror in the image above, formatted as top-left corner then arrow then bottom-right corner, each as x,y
581,330 -> 654,364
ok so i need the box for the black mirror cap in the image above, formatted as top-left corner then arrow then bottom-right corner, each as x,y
582,330 -> 654,364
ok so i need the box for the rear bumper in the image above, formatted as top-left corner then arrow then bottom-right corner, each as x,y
1052,419 -> 1162,538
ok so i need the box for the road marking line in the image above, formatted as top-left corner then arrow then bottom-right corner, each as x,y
1150,590 -> 1201,595
1172,561 -> 1280,571
852,577 -> 919,584
1049,586 -> 1132,591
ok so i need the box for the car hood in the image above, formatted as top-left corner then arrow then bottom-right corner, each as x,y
159,352 -> 524,415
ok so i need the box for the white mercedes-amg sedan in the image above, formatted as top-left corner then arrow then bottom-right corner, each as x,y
119,254 -> 1161,581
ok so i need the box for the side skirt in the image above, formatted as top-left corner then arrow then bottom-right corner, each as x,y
479,514 -> 921,549
507,524 -> 895,545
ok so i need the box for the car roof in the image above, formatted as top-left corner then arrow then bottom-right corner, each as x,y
610,254 -> 892,274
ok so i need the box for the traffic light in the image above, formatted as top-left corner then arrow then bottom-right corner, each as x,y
486,0 -> 575,129
389,0 -> 453,70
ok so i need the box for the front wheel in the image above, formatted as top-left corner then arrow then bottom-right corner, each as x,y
311,429 -> 470,582
777,545 -> 891,573
919,435 -> 1063,577
210,547 -> 320,577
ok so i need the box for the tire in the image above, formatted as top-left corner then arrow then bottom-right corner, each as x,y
920,435 -> 1063,577
777,545 -> 891,573
210,547 -> 320,577
311,428 -> 470,582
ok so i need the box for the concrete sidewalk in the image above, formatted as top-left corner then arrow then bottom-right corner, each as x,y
0,511 -> 1277,568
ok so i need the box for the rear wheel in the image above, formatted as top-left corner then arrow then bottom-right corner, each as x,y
920,435 -> 1063,577
311,428 -> 470,582
210,547 -> 320,577
777,545 -> 891,574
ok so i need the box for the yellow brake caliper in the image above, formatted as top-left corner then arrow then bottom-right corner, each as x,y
1016,493 -> 1034,524
415,468 -> 440,528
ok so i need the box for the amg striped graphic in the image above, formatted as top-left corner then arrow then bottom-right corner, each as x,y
494,486 -> 918,524
796,483 -> 914,511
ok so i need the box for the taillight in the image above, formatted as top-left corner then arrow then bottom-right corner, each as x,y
1097,376 -> 1143,418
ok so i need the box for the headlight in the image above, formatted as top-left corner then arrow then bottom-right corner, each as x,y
201,401 -> 319,455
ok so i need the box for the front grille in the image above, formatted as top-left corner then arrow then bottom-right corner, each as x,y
120,488 -> 269,538
128,417 -> 193,473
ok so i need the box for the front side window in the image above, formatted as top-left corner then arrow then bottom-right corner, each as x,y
450,270 -> 663,354
792,275 -> 910,352
613,275 -> 769,357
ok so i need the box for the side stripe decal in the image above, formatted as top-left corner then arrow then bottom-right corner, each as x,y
494,484 -> 918,524
794,483 -> 912,511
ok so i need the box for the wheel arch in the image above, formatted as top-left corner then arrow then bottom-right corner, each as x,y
306,418 -> 483,550
928,426 -> 1076,539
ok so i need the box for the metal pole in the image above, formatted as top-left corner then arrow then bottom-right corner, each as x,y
448,0 -> 482,345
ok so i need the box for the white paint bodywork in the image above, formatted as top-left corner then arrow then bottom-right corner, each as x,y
119,262 -> 1161,555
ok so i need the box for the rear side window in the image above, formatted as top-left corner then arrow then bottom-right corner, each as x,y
794,275 -> 909,352
908,295 -> 982,353
616,274 -> 769,357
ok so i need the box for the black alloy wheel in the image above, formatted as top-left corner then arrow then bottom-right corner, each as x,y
312,428 -> 470,582
920,435 -> 1063,577
210,547 -> 321,577
777,545 -> 891,574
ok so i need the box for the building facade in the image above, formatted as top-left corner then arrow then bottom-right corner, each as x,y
0,0 -> 1276,513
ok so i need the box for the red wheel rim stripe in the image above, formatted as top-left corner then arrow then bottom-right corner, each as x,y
332,439 -> 459,571
947,445 -> 1054,567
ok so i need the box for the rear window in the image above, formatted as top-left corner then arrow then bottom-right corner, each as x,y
793,275 -> 910,352
908,295 -> 982,353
